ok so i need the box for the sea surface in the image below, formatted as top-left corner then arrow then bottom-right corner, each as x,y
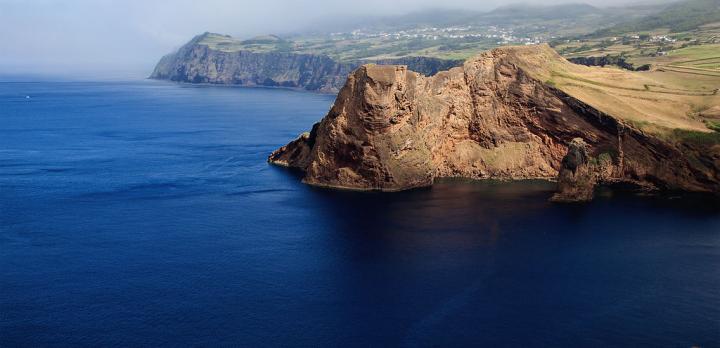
1,80 -> 719,347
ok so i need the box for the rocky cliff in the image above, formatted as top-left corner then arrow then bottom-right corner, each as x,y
356,56 -> 463,77
568,55 -> 651,71
150,33 -> 463,93
269,44 -> 720,200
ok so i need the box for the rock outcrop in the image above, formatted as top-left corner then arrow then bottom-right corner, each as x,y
269,44 -> 720,200
356,56 -> 463,77
568,56 -> 651,71
150,33 -> 463,93
551,138 -> 599,202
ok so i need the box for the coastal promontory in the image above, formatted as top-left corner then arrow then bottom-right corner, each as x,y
269,44 -> 720,201
150,33 -> 463,93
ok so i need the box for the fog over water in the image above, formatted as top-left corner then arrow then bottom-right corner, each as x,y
0,0 -> 672,78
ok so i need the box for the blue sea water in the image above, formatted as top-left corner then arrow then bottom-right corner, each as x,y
1,79 -> 719,347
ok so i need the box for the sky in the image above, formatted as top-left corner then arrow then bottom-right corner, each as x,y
0,0 -> 658,78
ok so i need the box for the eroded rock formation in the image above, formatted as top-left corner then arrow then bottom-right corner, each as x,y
269,45 -> 720,200
551,138 -> 598,202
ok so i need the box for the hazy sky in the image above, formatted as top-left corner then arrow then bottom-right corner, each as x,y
0,0 -> 652,78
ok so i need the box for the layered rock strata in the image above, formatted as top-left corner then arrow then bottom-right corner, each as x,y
269,45 -> 720,200
150,33 -> 462,93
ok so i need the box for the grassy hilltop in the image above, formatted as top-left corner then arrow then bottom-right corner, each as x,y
514,45 -> 719,137
548,0 -> 720,141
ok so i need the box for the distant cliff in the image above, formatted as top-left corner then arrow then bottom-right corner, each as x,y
356,56 -> 462,77
150,33 -> 464,93
568,55 -> 651,71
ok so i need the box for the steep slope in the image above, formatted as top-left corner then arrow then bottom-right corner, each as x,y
269,45 -> 720,200
150,33 -> 355,93
150,33 -> 463,93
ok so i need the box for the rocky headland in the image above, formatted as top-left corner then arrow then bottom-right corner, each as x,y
150,33 -> 463,93
269,44 -> 720,201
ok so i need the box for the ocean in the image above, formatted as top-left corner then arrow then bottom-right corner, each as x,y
1,79 -> 719,347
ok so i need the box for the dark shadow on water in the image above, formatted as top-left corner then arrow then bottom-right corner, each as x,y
281,171 -> 720,222
296,178 -> 562,246
594,186 -> 720,216
265,171 -> 720,248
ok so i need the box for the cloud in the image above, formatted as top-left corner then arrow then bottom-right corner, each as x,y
0,0 -> 652,77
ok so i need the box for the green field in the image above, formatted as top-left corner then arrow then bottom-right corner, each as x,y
552,0 -> 720,69
668,43 -> 720,60
196,33 -> 497,62
664,44 -> 720,75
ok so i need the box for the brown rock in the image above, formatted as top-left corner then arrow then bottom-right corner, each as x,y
551,138 -> 597,202
269,45 -> 720,200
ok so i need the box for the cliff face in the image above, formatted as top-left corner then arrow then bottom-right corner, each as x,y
568,56 -> 651,71
150,34 -> 463,93
269,45 -> 720,200
356,57 -> 464,77
151,38 -> 353,93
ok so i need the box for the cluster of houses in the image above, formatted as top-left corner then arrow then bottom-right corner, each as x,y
330,25 -> 546,46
